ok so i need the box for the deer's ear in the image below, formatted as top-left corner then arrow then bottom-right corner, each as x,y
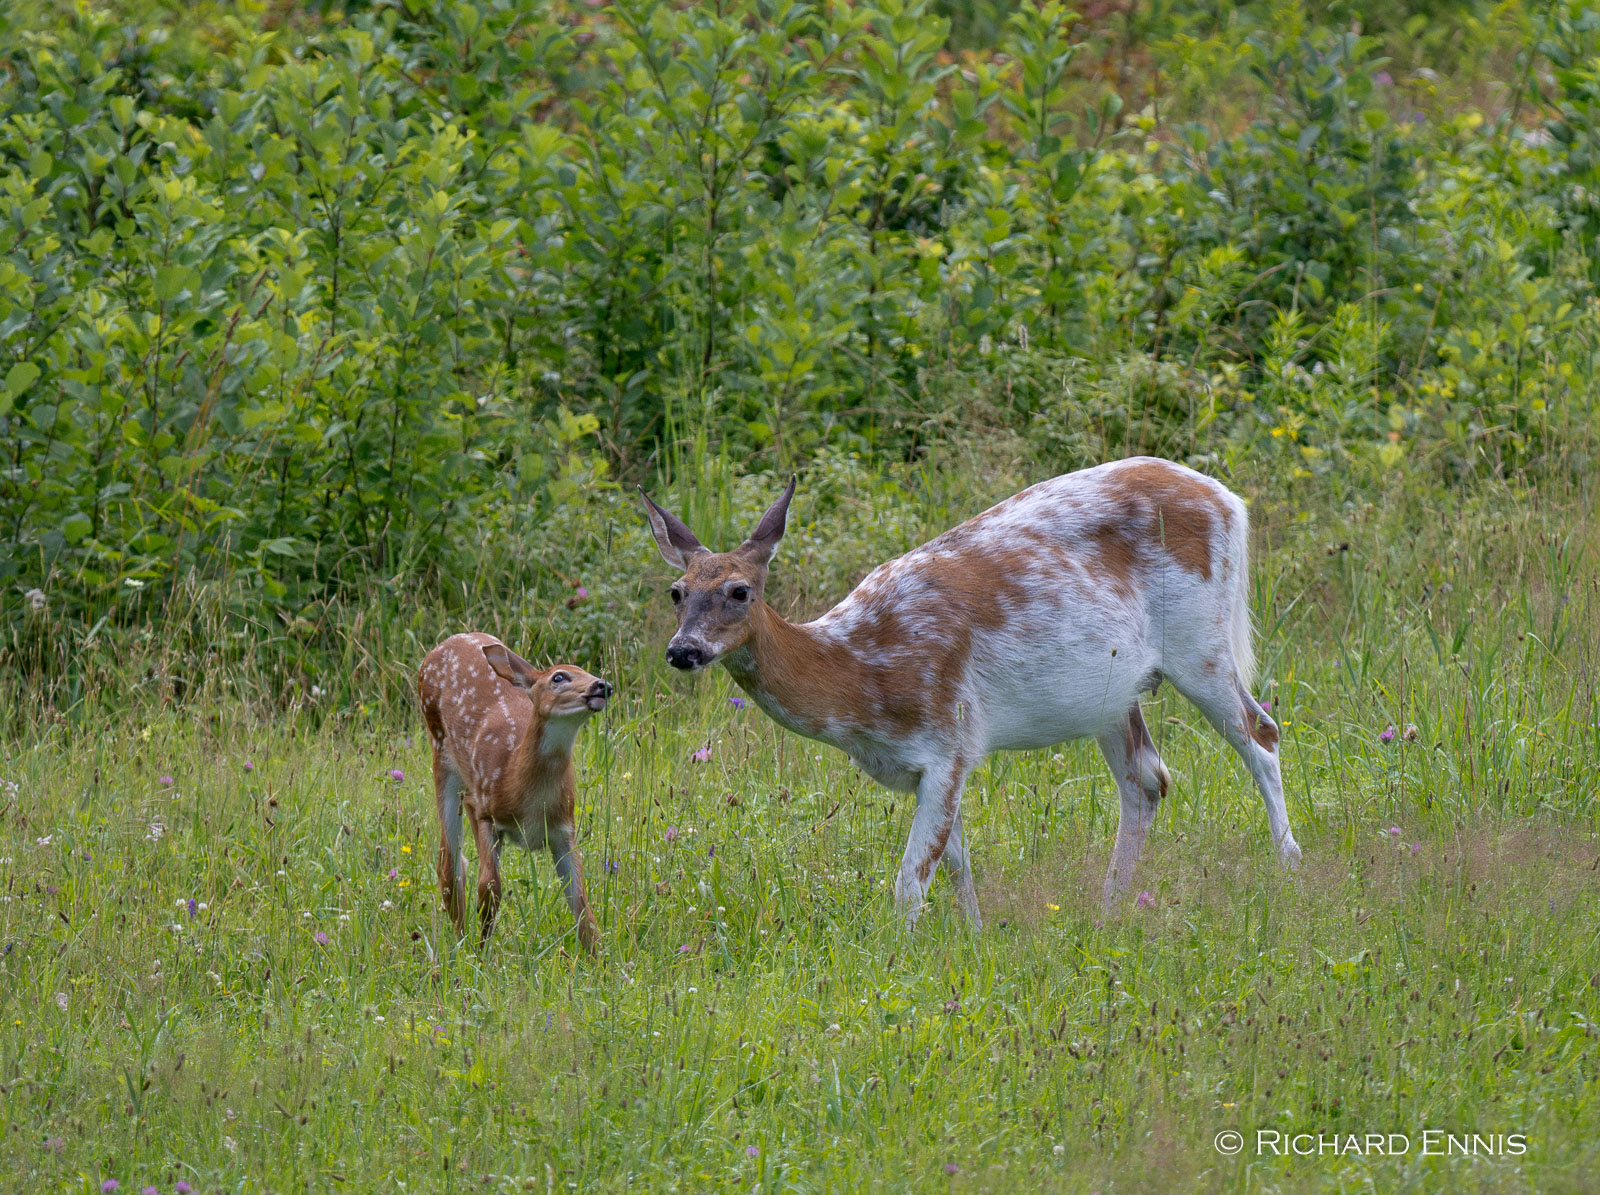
482,643 -> 540,690
741,475 -> 796,565
638,488 -> 707,571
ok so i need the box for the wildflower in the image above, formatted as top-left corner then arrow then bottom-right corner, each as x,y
243,760 -> 254,773
708,845 -> 716,859
678,944 -> 691,954
143,1187 -> 160,1195
1136,891 -> 1156,909
25,587 -> 47,613
1403,724 -> 1419,742
314,931 -> 329,945
1387,826 -> 1402,837
176,1184 -> 193,1195
1259,699 -> 1271,712
43,1137 -> 64,1152
389,769 -> 405,783
575,585 -> 589,599
746,1145 -> 759,1158
310,685 -> 323,701
102,1182 -> 119,1193
1045,903 -> 1060,912
187,897 -> 197,919
945,1163 -> 960,1175
147,819 -> 165,842
387,868 -> 398,879
729,697 -> 747,710
1053,1144 -> 1065,1156
691,746 -> 712,763
380,900 -> 393,911
1379,725 -> 1396,743
159,775 -> 174,786
665,827 -> 679,843
1410,843 -> 1421,855
55,992 -> 68,1011
400,845 -> 411,854
35,835 -> 52,847
604,858 -> 618,874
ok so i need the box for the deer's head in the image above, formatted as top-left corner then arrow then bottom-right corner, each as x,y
638,477 -> 795,672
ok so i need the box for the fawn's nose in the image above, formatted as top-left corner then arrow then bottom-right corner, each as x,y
666,644 -> 704,671
590,679 -> 613,699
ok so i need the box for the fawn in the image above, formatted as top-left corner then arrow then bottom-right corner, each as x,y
417,632 -> 611,949
640,458 -> 1298,925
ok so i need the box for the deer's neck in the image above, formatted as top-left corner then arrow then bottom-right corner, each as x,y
721,602 -> 870,746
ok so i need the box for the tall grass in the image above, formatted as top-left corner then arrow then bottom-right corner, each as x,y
2,445 -> 1597,1191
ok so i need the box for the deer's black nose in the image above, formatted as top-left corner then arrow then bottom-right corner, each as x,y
666,644 -> 704,671
591,679 -> 613,699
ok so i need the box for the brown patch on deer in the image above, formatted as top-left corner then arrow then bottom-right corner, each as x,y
1238,684 -> 1279,752
1103,460 -> 1233,581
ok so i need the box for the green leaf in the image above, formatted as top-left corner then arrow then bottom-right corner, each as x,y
62,513 -> 93,544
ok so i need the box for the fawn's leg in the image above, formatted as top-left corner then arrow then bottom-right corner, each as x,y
434,762 -> 466,934
548,820 -> 600,953
471,813 -> 503,942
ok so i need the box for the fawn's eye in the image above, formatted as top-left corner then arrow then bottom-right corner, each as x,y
551,672 -> 570,686
728,584 -> 750,602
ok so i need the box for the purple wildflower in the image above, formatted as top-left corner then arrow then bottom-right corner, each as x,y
176,1184 -> 192,1194
1379,725 -> 1396,743
243,760 -> 254,772
708,844 -> 715,859
45,884 -> 58,896
159,776 -> 174,787
678,944 -> 691,954
665,826 -> 679,843
746,1144 -> 759,1157
604,858 -> 619,874
43,1137 -> 63,1152
143,1187 -> 160,1195
575,585 -> 589,599
102,1182 -> 119,1193
1259,699 -> 1271,712
314,931 -> 329,945
388,768 -> 405,783
1387,826 -> 1402,837
691,746 -> 712,763
1136,890 -> 1156,909
945,1163 -> 960,1175
186,897 -> 197,919
729,697 -> 747,709
387,868 -> 398,880
1375,70 -> 1393,85
1410,843 -> 1421,854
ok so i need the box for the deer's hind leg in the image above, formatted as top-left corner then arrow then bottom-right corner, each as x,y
433,759 -> 468,934
1166,664 -> 1300,869
1099,704 -> 1171,909
471,813 -> 504,942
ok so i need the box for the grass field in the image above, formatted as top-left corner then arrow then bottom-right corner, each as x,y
3,464 -> 1599,1193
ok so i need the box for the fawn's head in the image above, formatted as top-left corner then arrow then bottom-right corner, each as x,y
639,477 -> 795,672
482,643 -> 613,722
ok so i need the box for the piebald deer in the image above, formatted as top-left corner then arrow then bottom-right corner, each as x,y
640,458 -> 1299,925
417,632 -> 612,950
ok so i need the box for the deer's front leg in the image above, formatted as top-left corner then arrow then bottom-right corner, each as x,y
894,759 -> 970,928
548,820 -> 600,954
471,814 -> 503,942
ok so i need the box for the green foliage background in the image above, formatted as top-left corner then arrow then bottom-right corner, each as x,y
2,0 -> 1600,707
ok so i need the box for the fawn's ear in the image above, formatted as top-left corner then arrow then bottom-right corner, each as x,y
482,643 -> 540,690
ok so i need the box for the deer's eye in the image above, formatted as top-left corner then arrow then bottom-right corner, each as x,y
669,588 -> 683,605
729,584 -> 750,602
551,672 -> 570,686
